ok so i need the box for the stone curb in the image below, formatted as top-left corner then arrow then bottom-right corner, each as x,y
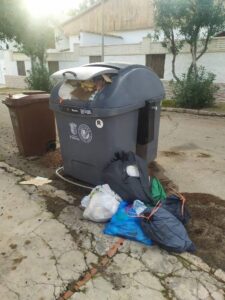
161,107 -> 225,117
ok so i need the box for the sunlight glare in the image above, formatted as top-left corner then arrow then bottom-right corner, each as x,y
25,0 -> 82,17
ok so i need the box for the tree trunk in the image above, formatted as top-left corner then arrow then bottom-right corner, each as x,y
172,53 -> 180,82
188,44 -> 198,77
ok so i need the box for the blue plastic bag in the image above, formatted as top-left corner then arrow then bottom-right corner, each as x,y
104,201 -> 153,246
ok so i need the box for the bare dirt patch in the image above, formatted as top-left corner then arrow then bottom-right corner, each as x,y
40,149 -> 62,169
44,196 -> 70,218
184,193 -> 225,271
149,162 -> 225,271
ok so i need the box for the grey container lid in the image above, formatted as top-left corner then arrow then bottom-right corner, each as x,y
51,65 -> 118,81
50,63 -> 165,117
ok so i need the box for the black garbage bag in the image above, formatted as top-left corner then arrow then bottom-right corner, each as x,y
141,207 -> 196,253
103,151 -> 154,205
162,195 -> 191,225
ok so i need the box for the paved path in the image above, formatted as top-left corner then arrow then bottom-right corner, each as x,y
0,163 -> 225,300
158,112 -> 225,199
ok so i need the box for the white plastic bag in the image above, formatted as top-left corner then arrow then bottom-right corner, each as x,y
82,184 -> 121,222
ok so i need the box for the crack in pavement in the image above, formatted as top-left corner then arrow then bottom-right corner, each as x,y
1,162 -> 225,300
33,232 -> 66,285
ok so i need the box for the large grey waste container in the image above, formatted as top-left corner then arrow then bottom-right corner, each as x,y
50,63 -> 165,185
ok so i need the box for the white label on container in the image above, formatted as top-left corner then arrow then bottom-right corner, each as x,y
69,122 -> 80,141
96,119 -> 104,129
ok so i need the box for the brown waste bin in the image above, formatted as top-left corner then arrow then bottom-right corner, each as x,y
3,92 -> 56,156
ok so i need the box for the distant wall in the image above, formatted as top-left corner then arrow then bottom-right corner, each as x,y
4,75 -> 27,89
164,52 -> 225,83
162,80 -> 225,102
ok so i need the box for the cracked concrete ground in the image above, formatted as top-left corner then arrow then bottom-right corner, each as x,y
0,164 -> 225,300
0,97 -> 225,299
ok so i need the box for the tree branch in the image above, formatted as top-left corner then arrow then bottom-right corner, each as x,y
196,31 -> 211,61
170,30 -> 180,82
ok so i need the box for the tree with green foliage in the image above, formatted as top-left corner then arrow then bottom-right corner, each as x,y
0,0 -> 27,44
154,0 -> 225,80
18,18 -> 54,68
154,0 -> 225,108
0,0 -> 54,91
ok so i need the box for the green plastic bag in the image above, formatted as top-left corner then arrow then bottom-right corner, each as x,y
150,177 -> 166,204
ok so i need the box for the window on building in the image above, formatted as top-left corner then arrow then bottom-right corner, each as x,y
17,61 -> 26,76
89,56 -> 102,63
146,54 -> 165,79
48,61 -> 59,75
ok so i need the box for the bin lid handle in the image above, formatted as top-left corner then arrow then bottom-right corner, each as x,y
63,71 -> 77,79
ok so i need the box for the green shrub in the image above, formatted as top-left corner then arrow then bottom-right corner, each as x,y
161,99 -> 177,107
25,63 -> 52,92
172,67 -> 219,109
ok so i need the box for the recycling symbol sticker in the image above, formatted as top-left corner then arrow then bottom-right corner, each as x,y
78,124 -> 93,143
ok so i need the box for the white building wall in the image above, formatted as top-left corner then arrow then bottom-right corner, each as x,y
69,35 -> 80,51
164,52 -> 225,83
25,60 -> 31,74
199,53 -> 225,83
80,32 -> 123,46
105,55 -> 145,65
110,29 -> 153,44
0,59 -> 6,84
55,29 -> 70,51
59,56 -> 89,70
60,29 -> 154,51
4,51 -> 18,75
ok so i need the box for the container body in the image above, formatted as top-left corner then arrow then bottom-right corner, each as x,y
50,63 -> 165,185
5,95 -> 56,156
55,109 -> 139,185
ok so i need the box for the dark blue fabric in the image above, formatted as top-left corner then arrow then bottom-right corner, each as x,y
104,201 -> 153,246
162,195 -> 190,225
141,207 -> 195,253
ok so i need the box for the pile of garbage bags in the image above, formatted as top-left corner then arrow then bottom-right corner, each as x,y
81,151 -> 195,253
